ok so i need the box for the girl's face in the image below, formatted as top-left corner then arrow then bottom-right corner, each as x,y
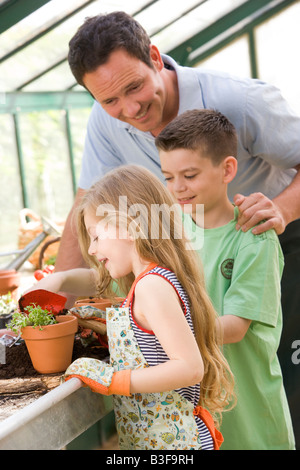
84,207 -> 136,279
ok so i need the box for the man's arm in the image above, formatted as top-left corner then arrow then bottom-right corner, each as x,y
54,188 -> 87,307
234,165 -> 300,236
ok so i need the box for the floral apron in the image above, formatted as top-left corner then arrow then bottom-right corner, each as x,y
107,263 -> 206,450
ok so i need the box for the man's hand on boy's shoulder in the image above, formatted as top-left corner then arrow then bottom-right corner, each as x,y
233,192 -> 285,236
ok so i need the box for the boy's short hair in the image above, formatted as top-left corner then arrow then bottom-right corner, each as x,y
68,11 -> 153,87
155,109 -> 238,165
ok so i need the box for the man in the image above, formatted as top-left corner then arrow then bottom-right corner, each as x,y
55,11 -> 300,446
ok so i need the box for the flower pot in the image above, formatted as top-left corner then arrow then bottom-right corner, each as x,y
72,297 -> 124,348
74,297 -> 124,310
21,315 -> 78,374
0,270 -> 21,300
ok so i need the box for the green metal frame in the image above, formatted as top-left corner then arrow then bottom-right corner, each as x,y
13,113 -> 28,207
1,0 -> 297,105
1,91 -> 93,206
0,0 -> 95,62
168,0 -> 297,68
0,0 -> 52,34
1,91 -> 93,114
0,0 -> 299,447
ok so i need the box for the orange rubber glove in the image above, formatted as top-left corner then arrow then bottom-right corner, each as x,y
64,358 -> 131,396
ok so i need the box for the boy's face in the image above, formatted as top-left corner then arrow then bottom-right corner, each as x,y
160,148 -> 227,219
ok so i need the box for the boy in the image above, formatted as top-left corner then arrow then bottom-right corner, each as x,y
155,109 -> 295,450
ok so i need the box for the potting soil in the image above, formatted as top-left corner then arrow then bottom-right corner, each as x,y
0,336 -> 109,379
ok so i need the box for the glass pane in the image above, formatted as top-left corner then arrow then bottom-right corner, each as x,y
255,2 -> 300,114
195,35 -> 251,78
0,114 -> 23,259
22,62 -> 76,91
1,0 -> 150,57
136,0 -> 204,36
68,108 -> 91,183
152,0 -> 247,52
0,0 -> 86,57
0,32 -> 69,91
18,110 -> 74,222
0,0 -> 151,91
0,107 -> 91,259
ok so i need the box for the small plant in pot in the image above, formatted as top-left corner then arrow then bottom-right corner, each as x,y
9,303 -> 58,332
9,290 -> 78,374
0,292 -> 17,329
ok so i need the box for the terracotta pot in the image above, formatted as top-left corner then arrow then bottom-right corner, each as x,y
72,298 -> 124,348
0,270 -> 21,299
21,315 -> 78,374
74,297 -> 124,310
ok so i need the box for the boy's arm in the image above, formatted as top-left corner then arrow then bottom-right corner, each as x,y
216,234 -> 282,344
217,315 -> 252,344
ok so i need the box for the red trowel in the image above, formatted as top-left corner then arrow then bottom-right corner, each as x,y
18,289 -> 67,315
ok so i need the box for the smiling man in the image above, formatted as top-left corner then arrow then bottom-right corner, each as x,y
55,11 -> 300,447
82,46 -> 178,136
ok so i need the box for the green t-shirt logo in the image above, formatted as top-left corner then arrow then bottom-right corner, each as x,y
221,259 -> 234,279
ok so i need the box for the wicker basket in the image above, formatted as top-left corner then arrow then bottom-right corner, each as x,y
18,209 -> 64,268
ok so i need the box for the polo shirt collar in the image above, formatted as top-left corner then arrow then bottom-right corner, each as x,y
162,54 -> 204,114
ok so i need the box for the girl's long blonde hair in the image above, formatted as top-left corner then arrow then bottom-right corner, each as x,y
77,165 -> 235,422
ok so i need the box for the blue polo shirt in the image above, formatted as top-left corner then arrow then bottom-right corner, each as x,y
79,54 -> 300,200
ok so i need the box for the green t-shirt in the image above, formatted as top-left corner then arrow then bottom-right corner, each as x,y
184,207 -> 295,450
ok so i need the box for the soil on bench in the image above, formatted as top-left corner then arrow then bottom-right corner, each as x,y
0,334 -> 110,422
0,336 -> 109,379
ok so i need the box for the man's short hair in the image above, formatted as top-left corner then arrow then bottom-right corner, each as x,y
68,11 -> 153,86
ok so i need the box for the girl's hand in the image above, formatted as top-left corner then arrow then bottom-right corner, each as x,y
24,268 -> 99,298
24,271 -> 66,295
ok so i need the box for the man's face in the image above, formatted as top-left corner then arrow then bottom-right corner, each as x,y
83,47 -> 168,135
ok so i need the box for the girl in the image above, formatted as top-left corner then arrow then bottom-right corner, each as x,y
27,165 -> 234,450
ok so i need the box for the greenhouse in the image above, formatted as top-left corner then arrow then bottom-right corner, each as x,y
0,0 -> 299,452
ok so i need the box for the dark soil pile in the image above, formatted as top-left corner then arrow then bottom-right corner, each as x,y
0,336 -> 109,379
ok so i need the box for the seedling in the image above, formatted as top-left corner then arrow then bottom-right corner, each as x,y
9,303 -> 58,335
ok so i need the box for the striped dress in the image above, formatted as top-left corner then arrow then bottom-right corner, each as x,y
126,265 -> 214,450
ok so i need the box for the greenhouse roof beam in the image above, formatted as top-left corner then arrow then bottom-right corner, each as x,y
167,0 -> 296,65
1,91 -> 93,114
0,0 -> 96,63
30,0 -> 250,92
15,54 -> 69,91
0,0 -> 157,64
132,0 -> 159,16
145,0 -> 208,38
183,0 -> 297,67
0,0 -> 51,34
